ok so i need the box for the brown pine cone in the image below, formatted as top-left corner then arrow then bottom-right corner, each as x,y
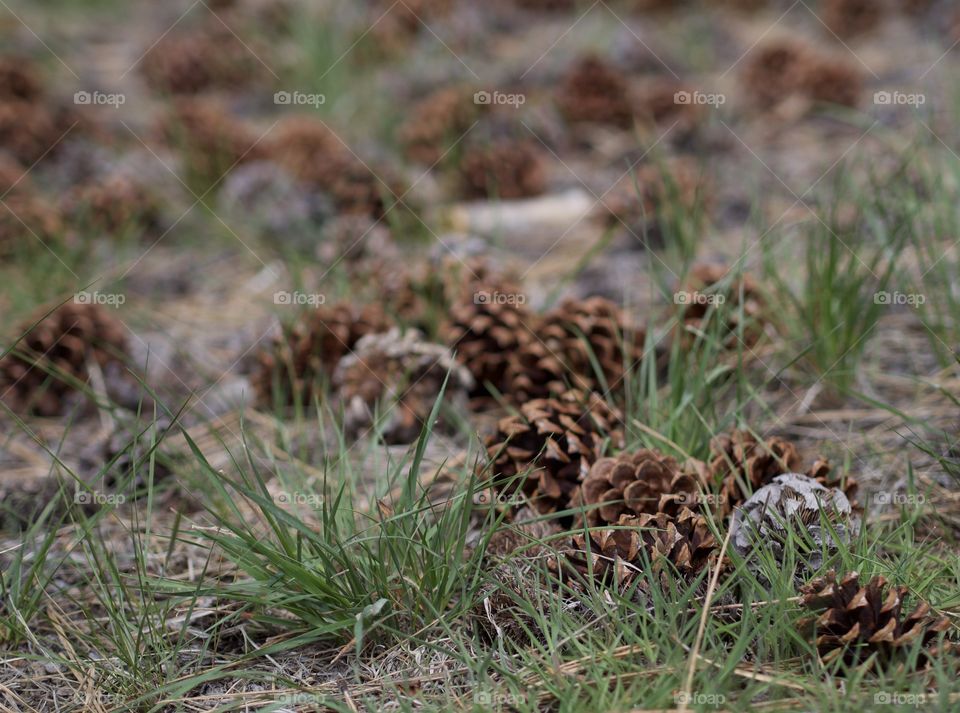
0,56 -> 43,102
457,139 -> 546,200
709,429 -> 802,512
541,296 -> 644,396
555,55 -> 634,129
61,174 -> 164,237
742,41 -> 862,109
398,86 -> 478,165
333,328 -> 473,444
821,0 -> 883,38
0,303 -> 129,417
158,99 -> 263,189
577,450 -> 711,527
633,78 -> 705,140
486,389 -> 625,515
0,101 -> 67,166
253,302 -> 391,407
141,25 -> 264,95
0,153 -> 28,195
562,507 -> 718,583
0,192 -> 64,258
442,285 -> 545,403
799,571 -> 957,667
676,264 -> 765,349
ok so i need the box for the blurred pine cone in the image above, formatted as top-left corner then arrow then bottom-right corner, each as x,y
634,78 -> 705,140
742,41 -> 862,108
0,101 -> 67,166
0,303 -> 129,417
821,0 -> 882,38
799,570 -> 957,667
0,192 -> 64,258
266,116 -> 402,218
333,327 -> 473,443
158,99 -> 263,189
0,56 -> 43,102
486,389 -> 624,515
61,174 -> 164,237
577,450 -> 712,527
676,264 -> 765,349
398,86 -> 478,165
457,139 -> 546,200
555,55 -> 634,129
253,302 -> 390,407
141,25 -> 264,95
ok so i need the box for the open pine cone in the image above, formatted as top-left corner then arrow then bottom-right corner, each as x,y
709,429 -> 857,516
486,389 -> 624,515
253,302 -> 390,407
555,55 -> 634,129
540,296 -> 644,396
799,571 -> 957,667
561,507 -> 718,584
0,56 -> 43,102
332,328 -> 473,444
577,449 -> 712,527
457,139 -> 546,200
0,303 -> 129,417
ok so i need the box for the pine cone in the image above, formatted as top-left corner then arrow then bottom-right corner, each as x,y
677,264 -> 765,349
0,101 -> 66,165
709,429 -> 857,515
0,153 -> 26,194
158,99 -> 263,189
540,296 -> 644,396
562,507 -> 718,584
578,450 -> 711,527
799,571 -> 957,667
821,0 -> 882,38
141,25 -> 264,95
458,139 -> 546,200
333,328 -> 473,444
633,78 -> 705,140
555,55 -> 634,129
742,41 -> 862,109
61,174 -> 164,237
0,192 -> 64,258
442,284 -> 546,404
0,303 -> 129,417
266,116 -> 401,218
0,56 -> 43,102
398,86 -> 478,165
486,389 -> 625,515
253,302 -> 390,407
